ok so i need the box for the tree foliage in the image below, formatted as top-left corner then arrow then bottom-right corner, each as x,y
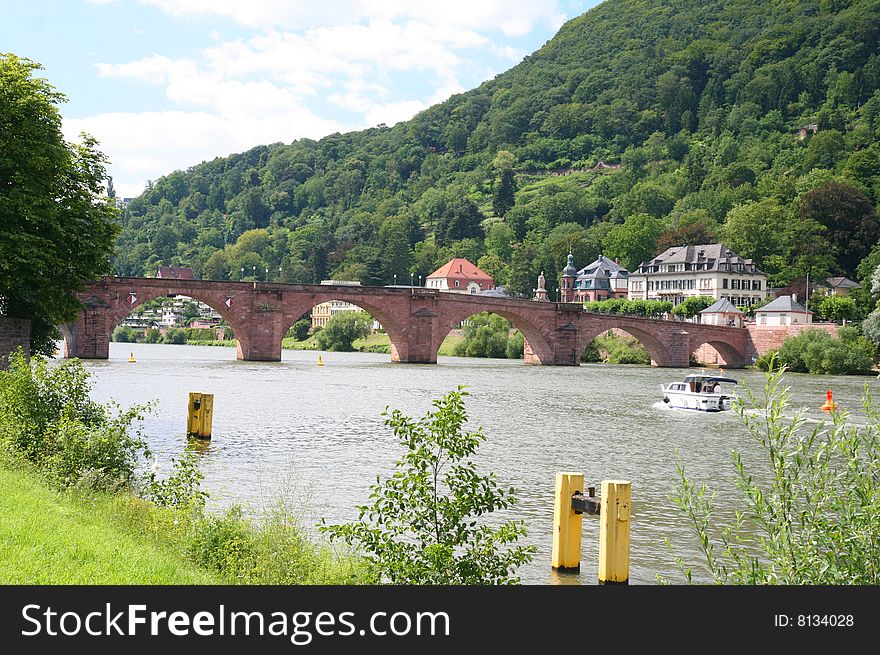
314,311 -> 372,352
0,54 -> 119,354
319,387 -> 536,584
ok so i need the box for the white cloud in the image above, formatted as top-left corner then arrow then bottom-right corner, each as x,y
140,0 -> 566,35
64,108 -> 347,198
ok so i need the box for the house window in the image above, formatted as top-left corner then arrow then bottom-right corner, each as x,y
454,280 -> 459,287
723,279 -> 729,289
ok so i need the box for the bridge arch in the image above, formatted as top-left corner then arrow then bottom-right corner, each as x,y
434,305 -> 555,364
688,337 -> 748,369
107,287 -> 253,359
577,324 -> 675,368
280,293 -> 409,361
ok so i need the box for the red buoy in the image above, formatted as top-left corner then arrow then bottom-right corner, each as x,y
820,390 -> 837,413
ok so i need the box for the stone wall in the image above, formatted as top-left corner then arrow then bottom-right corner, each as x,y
694,322 -> 841,366
0,317 -> 31,369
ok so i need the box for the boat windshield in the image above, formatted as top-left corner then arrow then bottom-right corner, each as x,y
684,375 -> 737,393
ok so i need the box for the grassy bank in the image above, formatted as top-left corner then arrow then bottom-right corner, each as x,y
0,463 -> 220,584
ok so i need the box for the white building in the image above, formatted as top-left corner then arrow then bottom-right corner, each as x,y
628,243 -> 769,307
699,298 -> 745,327
755,294 -> 813,326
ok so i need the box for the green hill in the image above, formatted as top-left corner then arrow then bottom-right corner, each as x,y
114,0 -> 880,313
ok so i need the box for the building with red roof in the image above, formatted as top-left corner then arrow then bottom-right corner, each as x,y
156,266 -> 195,280
426,258 -> 494,294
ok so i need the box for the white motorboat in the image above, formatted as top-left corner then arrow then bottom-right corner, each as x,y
660,374 -> 737,412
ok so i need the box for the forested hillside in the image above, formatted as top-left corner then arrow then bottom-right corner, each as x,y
115,0 -> 880,312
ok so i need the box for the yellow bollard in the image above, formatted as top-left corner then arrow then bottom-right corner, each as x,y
128,352 -> 136,362
551,471 -> 584,571
598,479 -> 631,584
187,392 -> 214,439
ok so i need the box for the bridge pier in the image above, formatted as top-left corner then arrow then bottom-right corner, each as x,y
236,306 -> 284,361
392,308 -> 440,364
65,303 -> 111,359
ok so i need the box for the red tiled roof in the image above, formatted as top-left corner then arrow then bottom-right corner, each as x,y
156,266 -> 194,279
427,258 -> 493,284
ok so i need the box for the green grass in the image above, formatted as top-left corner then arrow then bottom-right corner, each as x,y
0,464 -> 222,584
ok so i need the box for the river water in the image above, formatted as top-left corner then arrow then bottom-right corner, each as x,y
77,342 -> 876,585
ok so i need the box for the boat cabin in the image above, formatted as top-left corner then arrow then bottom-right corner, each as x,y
682,375 -> 738,394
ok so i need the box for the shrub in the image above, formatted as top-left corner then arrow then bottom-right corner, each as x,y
112,325 -> 136,342
163,328 -> 187,345
0,350 -> 151,489
287,319 -> 311,341
143,328 -> 161,343
454,312 -> 511,358
506,330 -> 525,359
776,328 -> 873,375
672,362 -> 880,583
315,312 -> 371,351
320,387 -> 536,584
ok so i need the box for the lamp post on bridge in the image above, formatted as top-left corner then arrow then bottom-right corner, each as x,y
240,267 -> 244,281
410,272 -> 414,287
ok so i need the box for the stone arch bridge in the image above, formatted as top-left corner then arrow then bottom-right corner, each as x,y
63,277 -> 754,368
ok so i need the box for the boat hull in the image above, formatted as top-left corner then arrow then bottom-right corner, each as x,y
661,390 -> 732,412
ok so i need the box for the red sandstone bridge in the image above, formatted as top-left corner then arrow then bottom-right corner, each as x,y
63,276 -> 756,368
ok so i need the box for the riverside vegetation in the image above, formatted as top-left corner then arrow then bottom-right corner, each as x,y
0,352 -> 535,585
0,350 -> 369,585
672,359 -> 880,584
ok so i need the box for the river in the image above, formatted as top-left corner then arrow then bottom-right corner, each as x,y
76,342 -> 877,585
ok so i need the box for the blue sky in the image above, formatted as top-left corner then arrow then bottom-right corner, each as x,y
3,0 -> 603,197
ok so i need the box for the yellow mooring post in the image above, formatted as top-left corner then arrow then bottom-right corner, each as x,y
551,471 -> 584,571
598,479 -> 631,584
187,392 -> 214,440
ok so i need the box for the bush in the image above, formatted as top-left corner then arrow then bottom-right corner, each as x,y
112,325 -> 136,342
143,328 -> 161,343
506,330 -> 524,359
315,312 -> 371,351
163,328 -> 187,345
320,387 -> 536,584
672,362 -> 880,583
0,350 -> 151,489
587,332 -> 651,365
454,313 -> 511,358
183,328 -> 218,341
287,319 -> 311,341
775,328 -> 873,375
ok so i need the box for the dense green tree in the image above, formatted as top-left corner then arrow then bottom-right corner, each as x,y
602,213 -> 664,270
815,295 -> 859,323
798,182 -> 880,278
0,55 -> 119,354
437,198 -> 484,246
671,295 -> 716,319
718,199 -> 786,266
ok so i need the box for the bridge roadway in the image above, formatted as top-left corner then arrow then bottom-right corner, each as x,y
62,277 -> 754,367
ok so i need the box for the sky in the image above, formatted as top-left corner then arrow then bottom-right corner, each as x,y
3,0 -> 603,198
